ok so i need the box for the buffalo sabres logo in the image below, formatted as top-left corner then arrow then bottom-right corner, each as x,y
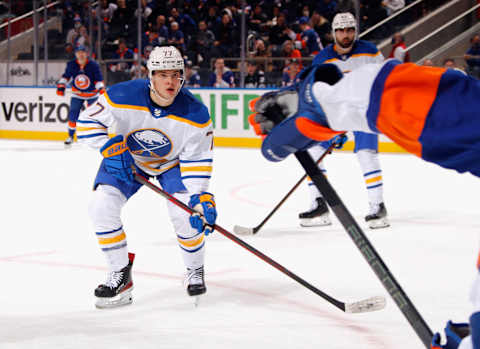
74,74 -> 90,89
126,129 -> 172,158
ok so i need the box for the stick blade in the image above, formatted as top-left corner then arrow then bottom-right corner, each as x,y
233,225 -> 255,235
344,295 -> 386,314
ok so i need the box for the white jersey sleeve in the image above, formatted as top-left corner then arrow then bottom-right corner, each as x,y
179,123 -> 214,195
76,93 -> 114,149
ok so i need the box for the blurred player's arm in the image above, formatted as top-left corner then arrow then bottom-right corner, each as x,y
76,93 -> 115,148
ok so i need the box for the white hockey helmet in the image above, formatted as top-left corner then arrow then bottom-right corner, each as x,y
147,46 -> 185,99
332,12 -> 357,42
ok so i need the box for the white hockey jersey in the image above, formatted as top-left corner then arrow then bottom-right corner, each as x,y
77,79 -> 213,195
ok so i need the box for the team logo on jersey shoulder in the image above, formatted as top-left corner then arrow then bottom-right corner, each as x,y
126,129 -> 172,158
74,74 -> 91,89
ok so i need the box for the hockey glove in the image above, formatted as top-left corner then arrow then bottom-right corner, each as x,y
431,321 -> 470,349
330,133 -> 348,149
100,135 -> 135,182
188,192 -> 217,236
249,64 -> 345,162
56,83 -> 66,96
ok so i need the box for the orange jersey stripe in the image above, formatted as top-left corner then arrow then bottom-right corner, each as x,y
376,63 -> 445,157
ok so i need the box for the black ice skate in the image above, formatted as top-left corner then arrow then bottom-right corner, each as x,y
365,203 -> 390,229
64,136 -> 73,147
95,253 -> 135,309
184,266 -> 206,306
299,197 -> 332,227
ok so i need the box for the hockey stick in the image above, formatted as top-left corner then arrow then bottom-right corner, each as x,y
133,171 -> 386,314
295,151 -> 433,348
233,140 -> 338,235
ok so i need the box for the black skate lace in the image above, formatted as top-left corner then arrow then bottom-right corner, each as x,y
105,271 -> 124,289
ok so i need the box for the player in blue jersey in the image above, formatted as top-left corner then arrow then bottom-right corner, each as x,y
298,12 -> 389,229
56,45 -> 105,146
77,45 -> 217,308
248,58 -> 480,349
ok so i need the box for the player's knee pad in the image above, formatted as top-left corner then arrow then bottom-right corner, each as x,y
89,184 -> 127,231
356,149 -> 380,171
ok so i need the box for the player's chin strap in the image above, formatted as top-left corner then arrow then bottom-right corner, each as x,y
148,78 -> 185,105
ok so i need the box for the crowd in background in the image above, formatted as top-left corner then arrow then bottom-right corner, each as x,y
3,0 -> 479,86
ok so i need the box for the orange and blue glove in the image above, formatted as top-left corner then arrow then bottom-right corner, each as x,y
100,135 -> 135,182
56,83 -> 66,96
188,192 -> 217,236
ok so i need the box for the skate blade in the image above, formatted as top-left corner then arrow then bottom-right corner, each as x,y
95,289 -> 133,309
193,295 -> 202,307
300,215 -> 332,227
368,217 -> 390,229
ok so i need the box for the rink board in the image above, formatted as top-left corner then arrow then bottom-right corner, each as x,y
0,86 -> 405,152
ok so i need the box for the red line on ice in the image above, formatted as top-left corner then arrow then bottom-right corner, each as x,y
2,253 -> 390,348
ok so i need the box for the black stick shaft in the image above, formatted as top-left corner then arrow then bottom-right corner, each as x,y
134,172 -> 346,311
295,151 -> 433,348
253,141 -> 337,234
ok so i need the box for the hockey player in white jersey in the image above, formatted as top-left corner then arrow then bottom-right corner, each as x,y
299,12 -> 389,229
76,45 -> 216,308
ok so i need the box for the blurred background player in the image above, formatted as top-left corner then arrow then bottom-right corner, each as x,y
299,12 -> 389,229
56,45 -> 104,146
76,45 -> 217,308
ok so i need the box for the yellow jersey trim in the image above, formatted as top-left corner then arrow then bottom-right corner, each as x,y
104,93 -> 150,112
166,114 -> 212,128
180,166 -> 213,172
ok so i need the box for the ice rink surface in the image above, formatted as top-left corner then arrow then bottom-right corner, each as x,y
1,139 -> 479,349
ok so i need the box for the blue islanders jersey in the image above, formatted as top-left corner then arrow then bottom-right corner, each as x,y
313,40 -> 384,73
77,79 -> 213,195
59,59 -> 104,99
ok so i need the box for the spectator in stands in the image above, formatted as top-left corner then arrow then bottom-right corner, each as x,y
75,25 -> 90,49
310,12 -> 332,47
109,0 -> 133,40
281,39 -> 303,70
96,0 -> 117,22
443,58 -> 466,74
464,34 -> 480,78
383,0 -> 405,15
208,58 -> 235,88
361,0 -> 389,39
143,31 -> 160,49
282,58 -> 301,86
244,61 -> 266,88
169,7 -> 197,42
250,39 -> 271,71
205,6 -> 220,32
185,60 -> 201,88
66,17 -> 82,46
193,20 -> 215,67
109,38 -> 134,73
63,43 -> 75,60
135,0 -> 153,22
213,12 -> 237,57
155,15 -> 169,44
298,16 -> 323,56
422,58 -> 434,66
196,0 -> 209,23
388,32 -> 410,62
168,21 -> 186,52
249,3 -> 268,34
268,13 -> 291,50
336,0 -> 356,14
315,0 -> 337,22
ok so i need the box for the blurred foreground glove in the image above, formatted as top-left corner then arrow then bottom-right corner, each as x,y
56,83 -> 66,96
189,192 -> 217,235
431,321 -> 470,349
249,64 -> 346,162
100,135 -> 134,182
